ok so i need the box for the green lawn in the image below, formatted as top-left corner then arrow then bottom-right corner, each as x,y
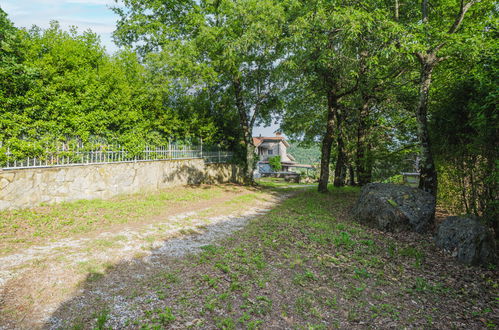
53,187 -> 497,329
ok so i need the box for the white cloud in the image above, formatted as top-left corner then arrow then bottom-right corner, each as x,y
2,0 -> 120,53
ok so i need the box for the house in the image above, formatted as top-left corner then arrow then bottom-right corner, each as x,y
253,133 -> 298,173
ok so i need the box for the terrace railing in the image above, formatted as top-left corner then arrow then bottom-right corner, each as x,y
1,143 -> 233,170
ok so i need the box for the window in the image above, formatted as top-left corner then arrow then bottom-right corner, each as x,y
268,149 -> 273,155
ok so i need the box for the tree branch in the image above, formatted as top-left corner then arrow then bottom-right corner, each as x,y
337,78 -> 359,99
422,0 -> 429,23
448,0 -> 481,34
394,0 -> 400,21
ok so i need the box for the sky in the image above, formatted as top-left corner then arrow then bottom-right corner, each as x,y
1,0 -> 119,53
1,0 -> 282,137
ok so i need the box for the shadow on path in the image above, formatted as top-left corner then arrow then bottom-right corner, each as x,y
40,192 -> 288,329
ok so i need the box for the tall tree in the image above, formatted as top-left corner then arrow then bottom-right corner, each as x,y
113,0 -> 285,183
282,1 -> 404,191
397,0 -> 493,197
283,2 -> 368,192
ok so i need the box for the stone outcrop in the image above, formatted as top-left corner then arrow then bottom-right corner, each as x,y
352,183 -> 435,233
435,216 -> 497,266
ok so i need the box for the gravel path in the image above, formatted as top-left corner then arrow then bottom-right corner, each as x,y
0,192 -> 286,329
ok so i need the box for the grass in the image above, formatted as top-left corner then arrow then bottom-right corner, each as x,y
256,177 -> 315,189
46,186 -> 497,329
0,184 -> 248,253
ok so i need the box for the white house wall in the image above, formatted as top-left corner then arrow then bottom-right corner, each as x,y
257,141 -> 291,162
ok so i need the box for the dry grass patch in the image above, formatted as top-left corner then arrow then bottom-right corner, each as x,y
0,184 -> 260,253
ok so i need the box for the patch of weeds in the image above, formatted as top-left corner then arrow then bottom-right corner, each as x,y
93,309 -> 109,330
353,268 -> 371,280
246,296 -> 272,316
200,244 -> 224,256
387,242 -> 397,258
344,284 -> 367,299
250,253 -> 267,270
294,294 -> 315,317
156,270 -> 179,285
157,307 -> 176,325
201,274 -> 219,288
216,317 -> 236,329
408,277 -> 449,294
91,238 -> 118,249
306,323 -> 327,330
370,303 -> 400,320
324,296 -> 338,310
293,269 -> 317,286
215,262 -> 231,274
246,319 -> 263,330
203,295 -> 219,313
347,310 -> 360,322
399,246 -> 425,267
471,307 -> 492,317
332,231 -> 355,249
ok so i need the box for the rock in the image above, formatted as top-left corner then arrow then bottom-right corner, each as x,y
435,216 -> 497,266
352,183 -> 435,233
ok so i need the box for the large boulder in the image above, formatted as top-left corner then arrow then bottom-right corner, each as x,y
352,183 -> 435,233
435,216 -> 497,266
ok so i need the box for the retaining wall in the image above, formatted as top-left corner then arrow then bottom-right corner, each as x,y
0,159 -> 242,210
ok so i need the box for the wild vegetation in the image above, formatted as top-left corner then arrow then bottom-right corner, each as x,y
1,2 -> 497,224
1,1 -> 497,328
25,186 -> 499,328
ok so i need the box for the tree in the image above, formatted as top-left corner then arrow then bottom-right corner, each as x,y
396,0 -> 493,197
0,16 -> 216,158
430,24 -> 498,234
113,0 -> 286,184
282,2 -> 369,192
282,1 -> 407,191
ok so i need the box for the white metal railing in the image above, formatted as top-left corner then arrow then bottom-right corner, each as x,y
1,143 -> 233,170
202,151 -> 233,164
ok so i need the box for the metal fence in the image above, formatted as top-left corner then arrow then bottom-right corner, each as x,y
1,143 -> 233,170
202,151 -> 234,164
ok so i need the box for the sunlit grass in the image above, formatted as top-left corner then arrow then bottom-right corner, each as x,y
0,185 -> 238,252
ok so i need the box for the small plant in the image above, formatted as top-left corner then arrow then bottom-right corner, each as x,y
94,309 -> 109,330
157,307 -> 176,325
268,156 -> 282,172
353,268 -> 371,279
293,270 -> 317,286
333,231 -> 355,249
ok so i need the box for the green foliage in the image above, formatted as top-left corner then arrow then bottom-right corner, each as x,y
430,32 -> 498,228
287,143 -> 321,165
0,13 -> 223,159
113,0 -> 288,177
268,155 -> 282,172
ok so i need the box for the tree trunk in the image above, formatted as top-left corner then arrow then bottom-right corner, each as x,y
348,164 -> 355,186
318,92 -> 338,193
416,56 -> 438,197
356,50 -> 372,186
233,77 -> 255,185
333,107 -> 345,187
356,98 -> 371,186
243,139 -> 256,184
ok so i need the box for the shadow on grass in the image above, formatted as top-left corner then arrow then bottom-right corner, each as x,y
39,187 -> 286,329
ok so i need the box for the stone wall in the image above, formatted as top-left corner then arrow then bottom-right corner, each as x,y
0,159 -> 242,211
